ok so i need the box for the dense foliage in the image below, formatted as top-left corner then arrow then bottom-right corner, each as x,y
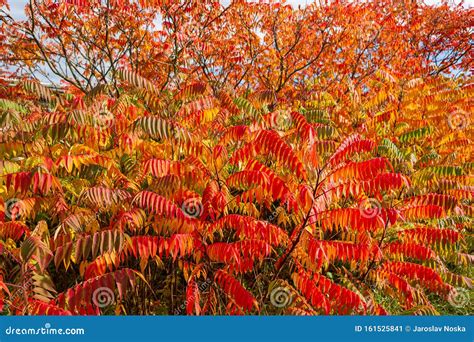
0,0 -> 472,315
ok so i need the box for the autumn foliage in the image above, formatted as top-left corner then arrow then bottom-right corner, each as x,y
0,0 -> 472,316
